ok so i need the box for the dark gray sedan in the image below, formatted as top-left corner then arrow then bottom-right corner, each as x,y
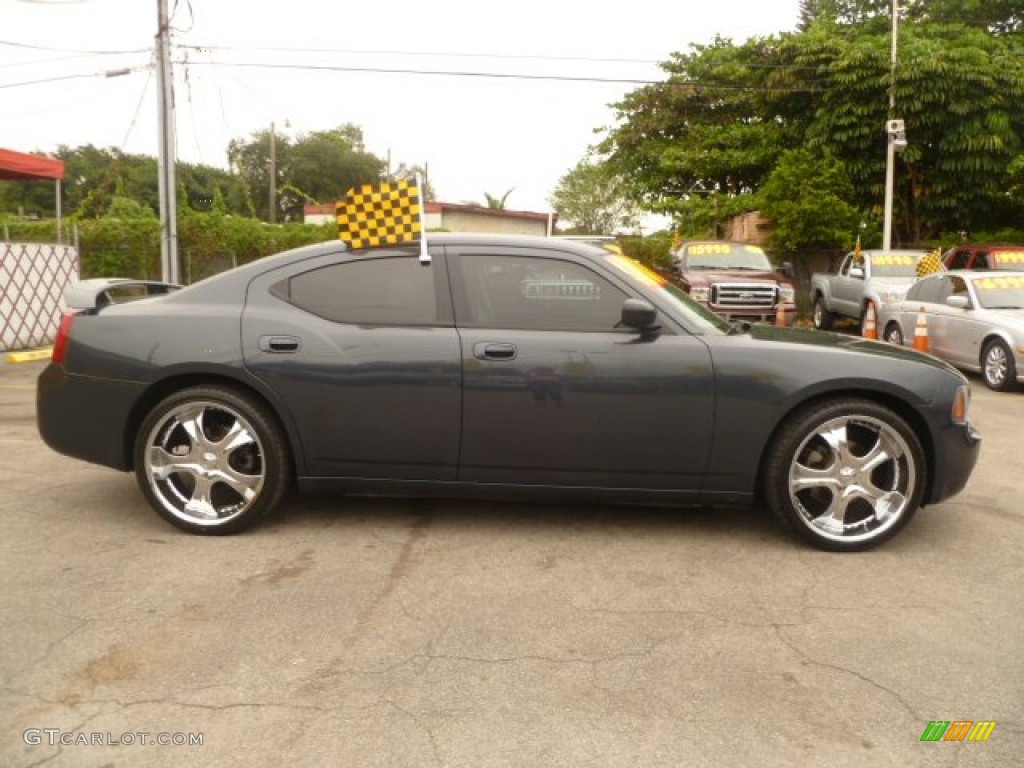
37,234 -> 980,551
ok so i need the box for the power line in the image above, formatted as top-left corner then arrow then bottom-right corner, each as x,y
0,39 -> 150,55
179,60 -> 826,92
0,63 -> 151,90
178,43 -> 662,67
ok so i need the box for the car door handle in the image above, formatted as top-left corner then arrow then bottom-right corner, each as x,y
259,335 -> 301,353
473,342 -> 517,361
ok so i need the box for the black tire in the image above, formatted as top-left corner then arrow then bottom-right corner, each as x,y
981,339 -> 1018,392
134,385 -> 291,534
884,322 -> 904,346
812,296 -> 834,330
763,398 -> 926,552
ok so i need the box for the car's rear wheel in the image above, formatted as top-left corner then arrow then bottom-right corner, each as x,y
884,322 -> 904,346
981,339 -> 1018,392
764,398 -> 925,551
134,386 -> 290,534
812,296 -> 834,330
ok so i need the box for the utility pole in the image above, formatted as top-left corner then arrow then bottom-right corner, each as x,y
882,0 -> 899,250
155,0 -> 180,283
268,122 -> 276,223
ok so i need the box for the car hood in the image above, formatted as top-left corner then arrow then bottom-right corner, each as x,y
686,269 -> 785,283
745,323 -> 962,376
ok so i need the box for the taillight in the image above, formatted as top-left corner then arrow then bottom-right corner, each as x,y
52,311 -> 76,364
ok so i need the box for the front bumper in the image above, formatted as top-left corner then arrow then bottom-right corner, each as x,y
927,420 -> 982,504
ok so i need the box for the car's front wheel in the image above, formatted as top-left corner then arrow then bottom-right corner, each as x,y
134,386 -> 291,534
981,338 -> 1018,392
764,398 -> 925,551
884,322 -> 904,346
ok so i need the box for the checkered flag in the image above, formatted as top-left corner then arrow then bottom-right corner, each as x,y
916,248 -> 944,278
336,178 -> 424,252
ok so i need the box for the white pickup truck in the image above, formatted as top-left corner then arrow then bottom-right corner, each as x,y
809,249 -> 926,330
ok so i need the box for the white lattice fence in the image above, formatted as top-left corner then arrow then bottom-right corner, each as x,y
0,243 -> 80,352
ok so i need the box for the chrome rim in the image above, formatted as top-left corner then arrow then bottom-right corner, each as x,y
813,302 -> 822,327
144,400 -> 265,526
885,325 -> 903,345
788,414 -> 916,544
985,345 -> 1007,386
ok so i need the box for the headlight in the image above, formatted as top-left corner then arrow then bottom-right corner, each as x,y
779,285 -> 795,303
690,286 -> 710,302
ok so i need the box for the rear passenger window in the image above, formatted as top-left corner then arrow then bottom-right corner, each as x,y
286,257 -> 437,326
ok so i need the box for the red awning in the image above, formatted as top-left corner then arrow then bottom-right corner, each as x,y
0,148 -> 64,181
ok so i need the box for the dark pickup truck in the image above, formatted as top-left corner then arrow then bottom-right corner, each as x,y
671,241 -> 796,324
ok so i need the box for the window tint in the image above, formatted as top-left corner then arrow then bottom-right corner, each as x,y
287,257 -> 437,325
948,250 -> 972,270
908,275 -> 943,304
455,253 -> 628,332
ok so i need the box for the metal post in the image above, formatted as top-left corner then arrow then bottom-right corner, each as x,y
268,122 -> 276,223
55,179 -> 62,244
882,0 -> 899,250
156,0 -> 180,283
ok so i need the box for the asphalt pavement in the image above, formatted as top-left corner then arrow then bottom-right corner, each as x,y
1,357 -> 1021,767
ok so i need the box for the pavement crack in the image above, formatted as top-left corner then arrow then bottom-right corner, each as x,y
771,623 -> 922,721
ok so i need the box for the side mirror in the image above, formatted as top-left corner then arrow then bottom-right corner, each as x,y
849,266 -> 865,279
621,298 -> 659,331
778,261 -> 794,279
946,295 -> 970,310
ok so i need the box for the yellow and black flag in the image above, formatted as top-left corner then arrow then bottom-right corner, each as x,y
916,247 -> 944,278
336,176 -> 429,263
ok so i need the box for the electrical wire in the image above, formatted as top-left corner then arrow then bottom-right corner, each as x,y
175,59 -> 826,93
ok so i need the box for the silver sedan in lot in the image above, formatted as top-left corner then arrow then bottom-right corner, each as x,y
879,270 -> 1024,391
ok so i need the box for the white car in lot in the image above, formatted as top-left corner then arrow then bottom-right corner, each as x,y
879,270 -> 1024,391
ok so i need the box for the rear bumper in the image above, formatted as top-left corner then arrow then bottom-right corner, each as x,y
36,364 -> 145,471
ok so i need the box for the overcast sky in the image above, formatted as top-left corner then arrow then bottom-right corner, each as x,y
2,0 -> 799,215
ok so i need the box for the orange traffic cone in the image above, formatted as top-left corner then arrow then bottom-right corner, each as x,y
862,302 -> 878,340
913,308 -> 930,353
775,300 -> 787,327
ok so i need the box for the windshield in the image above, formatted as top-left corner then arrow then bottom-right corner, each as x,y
869,253 -> 921,277
683,242 -> 772,271
603,254 -> 731,333
971,275 -> 1024,309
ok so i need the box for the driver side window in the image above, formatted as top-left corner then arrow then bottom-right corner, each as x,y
453,254 -> 628,332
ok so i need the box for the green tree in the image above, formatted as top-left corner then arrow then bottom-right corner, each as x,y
483,189 -> 515,209
228,124 -> 385,221
758,149 -> 860,251
549,157 -> 640,234
602,15 -> 1024,246
601,36 -> 785,233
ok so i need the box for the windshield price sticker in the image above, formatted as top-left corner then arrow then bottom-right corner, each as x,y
873,254 -> 915,266
606,254 -> 667,287
976,276 -> 1024,291
993,252 -> 1024,264
688,244 -> 733,256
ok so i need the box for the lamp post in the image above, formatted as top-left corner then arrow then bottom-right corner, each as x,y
882,0 -> 902,250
